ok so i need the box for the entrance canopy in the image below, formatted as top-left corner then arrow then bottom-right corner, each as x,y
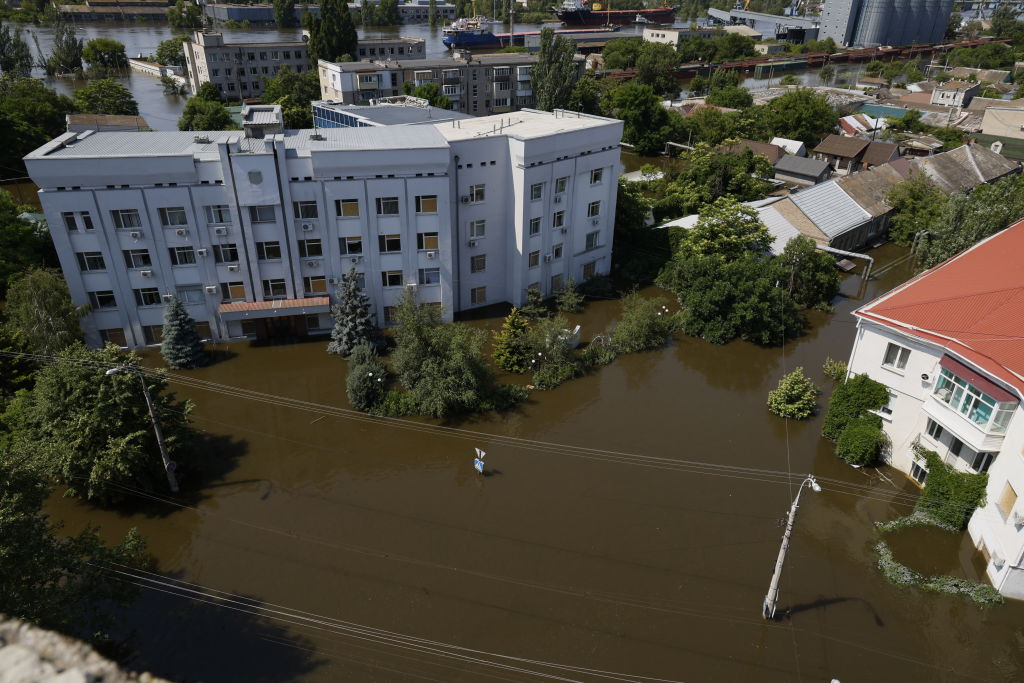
219,297 -> 330,322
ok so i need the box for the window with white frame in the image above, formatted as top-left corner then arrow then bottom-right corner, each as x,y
469,184 -> 485,203
926,418 -> 944,442
111,209 -> 142,230
221,281 -> 245,301
878,389 -> 896,416
530,183 -> 544,201
910,457 -> 928,485
934,367 -> 1017,433
176,284 -> 204,305
528,250 -> 540,268
972,451 -> 996,473
303,276 -> 328,294
122,249 -> 151,269
555,176 -> 568,193
168,246 -> 196,266
529,217 -> 541,235
159,207 -> 188,227
587,200 -> 601,218
249,205 -> 276,223
417,232 -> 439,250
205,205 -> 231,224
470,286 -> 486,305
553,211 -> 565,228
76,252 -> 106,271
336,199 -> 360,217
88,290 -> 117,309
375,197 -> 400,215
378,234 -> 401,253
256,241 -> 282,260
582,260 -> 597,280
339,236 -> 363,255
470,254 -> 486,273
133,287 -> 161,306
551,273 -> 563,293
262,278 -> 287,298
63,211 -> 94,231
585,231 -> 600,250
415,195 -> 438,214
381,270 -> 403,287
469,219 -> 486,238
418,267 -> 440,285
293,200 -> 318,219
298,239 -> 323,258
590,168 -> 604,185
882,342 -> 910,370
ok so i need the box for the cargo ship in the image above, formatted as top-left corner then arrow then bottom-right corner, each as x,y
551,0 -> 676,25
442,16 -> 620,50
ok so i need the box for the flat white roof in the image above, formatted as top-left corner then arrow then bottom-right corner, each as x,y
435,109 -> 620,142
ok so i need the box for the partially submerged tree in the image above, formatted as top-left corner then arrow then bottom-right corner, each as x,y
555,277 -> 585,313
160,295 -> 207,369
345,342 -> 387,411
72,79 -> 139,116
767,367 -> 819,419
327,266 -> 375,356
492,307 -> 532,373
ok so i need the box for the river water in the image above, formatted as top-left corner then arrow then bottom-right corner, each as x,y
42,244 -> 1024,682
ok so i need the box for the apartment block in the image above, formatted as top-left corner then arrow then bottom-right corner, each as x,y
355,36 -> 427,61
24,109 -> 622,348
183,30 -> 311,100
319,53 -> 583,115
819,0 -> 954,47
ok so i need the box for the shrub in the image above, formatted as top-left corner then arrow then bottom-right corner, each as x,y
520,287 -> 548,319
821,373 -> 890,441
579,334 -> 618,369
577,275 -> 616,299
492,307 -> 532,373
555,277 -> 585,313
766,367 -> 818,419
836,417 -> 886,466
533,360 -> 580,390
530,315 -> 579,390
610,291 -> 679,354
345,342 -> 388,412
160,295 -> 207,369
914,445 -> 988,530
822,357 -> 847,382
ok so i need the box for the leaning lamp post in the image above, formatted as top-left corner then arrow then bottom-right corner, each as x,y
105,366 -> 179,493
762,474 -> 821,620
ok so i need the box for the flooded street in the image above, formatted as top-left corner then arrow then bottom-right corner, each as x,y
43,244 -> 1024,682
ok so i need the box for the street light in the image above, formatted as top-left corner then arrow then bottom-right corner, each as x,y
762,474 -> 820,620
106,365 -> 179,493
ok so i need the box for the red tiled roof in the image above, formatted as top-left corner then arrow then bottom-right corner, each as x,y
855,219 -> 1024,395
219,296 -> 329,314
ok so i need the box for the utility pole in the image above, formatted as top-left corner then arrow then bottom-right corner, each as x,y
762,474 -> 820,620
106,366 -> 180,493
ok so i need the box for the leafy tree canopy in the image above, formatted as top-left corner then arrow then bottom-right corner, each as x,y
307,0 -> 358,63
402,80 -> 452,109
82,38 -> 128,71
72,79 -> 139,115
885,171 -> 948,245
178,96 -> 236,130
0,76 -> 75,179
603,81 -> 683,156
0,191 -> 54,298
0,25 -> 33,77
155,34 -> 191,67
675,195 -> 773,260
531,27 -> 578,111
168,0 -> 204,30
4,268 -> 85,355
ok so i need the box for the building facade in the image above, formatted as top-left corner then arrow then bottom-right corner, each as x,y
25,109 -> 622,348
355,36 -> 426,61
319,53 -> 582,115
819,0 -> 955,47
847,220 -> 1024,598
183,31 -> 311,100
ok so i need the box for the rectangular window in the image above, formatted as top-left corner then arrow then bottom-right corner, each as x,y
303,276 -> 328,294
213,243 -> 239,263
99,328 -> 127,346
529,250 -> 540,268
470,254 -> 486,273
339,236 -> 363,255
169,246 -> 196,266
552,243 -> 563,259
123,249 -> 152,269
293,201 -> 318,219
926,418 -> 944,442
375,197 -> 400,215
336,199 -> 360,217
221,281 -> 245,301
383,306 -> 398,325
555,176 -> 568,193
88,290 -> 116,309
62,211 -> 79,231
76,251 -> 106,271
529,217 -> 541,235
415,195 -> 438,214
158,207 -> 188,227
933,367 -> 1012,431
111,209 -> 142,230
551,273 -> 563,292
883,342 -> 910,370
950,437 -> 964,457
417,232 -> 439,250
249,205 -> 276,223
205,204 -> 231,224
378,234 -> 402,253
590,168 -> 604,185
418,267 -> 440,285
997,482 -> 1018,518
585,231 -> 600,251
469,184 -> 485,203
133,287 -> 161,306
553,211 -> 565,228
297,239 -> 323,258
972,452 -> 996,474
582,260 -> 597,280
910,458 -> 928,485
470,286 -> 487,305
262,279 -> 287,298
530,182 -> 544,201
381,270 -> 403,287
469,219 -> 486,238
587,200 -> 601,218
176,284 -> 204,304
142,324 -> 163,345
256,241 -> 282,260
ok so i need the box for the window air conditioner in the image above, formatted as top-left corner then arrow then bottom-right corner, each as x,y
426,251 -> 436,259
468,239 -> 477,247
214,226 -> 228,236
460,195 -> 470,204
328,278 -> 339,285
543,254 -> 552,263
205,285 -> 218,294
554,195 -> 562,203
305,259 -> 320,267
591,218 -> 600,225
227,264 -> 240,272
301,222 -> 314,232
992,552 -> 1006,568
175,228 -> 189,237
196,248 -> 208,256
1013,510 -> 1024,527
349,255 -> 362,263
162,293 -> 174,301
129,231 -> 142,239
140,270 -> 153,277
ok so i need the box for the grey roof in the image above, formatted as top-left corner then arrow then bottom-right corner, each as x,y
759,205 -> 803,254
834,164 -> 905,218
773,154 -> 829,178
282,126 -> 449,153
317,102 -> 474,126
244,107 -> 280,125
39,131 -> 237,158
333,54 -> 537,71
913,143 -> 1020,194
789,181 -> 871,239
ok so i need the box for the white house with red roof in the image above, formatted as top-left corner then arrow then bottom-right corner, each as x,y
848,218 -> 1024,598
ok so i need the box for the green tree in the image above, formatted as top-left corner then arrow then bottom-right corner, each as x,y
155,35 -> 190,67
82,38 -> 128,73
991,4 -> 1024,41
44,20 -> 83,76
178,97 -> 236,130
0,25 -> 34,77
428,0 -> 439,26
603,81 -> 683,156
821,373 -> 890,441
880,60 -> 905,85
636,41 -> 679,96
4,268 -> 85,356
407,323 -> 495,419
610,291 -> 678,354
168,0 -> 204,30
0,326 -> 35,411
778,235 -> 840,311
492,307 -> 532,373
274,0 -> 298,27
0,191 -> 54,298
555,277 -> 584,313
601,37 -> 643,69
0,76 -> 75,180
767,367 -> 818,419
530,314 -> 579,390
566,73 -> 604,115
520,286 -> 547,319
945,12 -> 962,39
865,60 -> 885,76
402,80 -> 452,108
757,88 -> 836,146
327,266 -> 375,356
262,65 -> 322,125
531,27 -> 578,111
818,64 -> 836,85
160,296 -> 207,369
885,171 -> 948,245
778,74 -> 800,86
8,344 -> 197,505
651,145 -> 773,221
835,416 -> 886,466
308,0 -> 358,63
712,32 -> 756,61
195,80 -> 223,102
392,285 -> 441,389
0,453 -> 150,640
708,67 -> 739,91
676,196 -> 773,261
345,342 -> 387,411
72,79 -> 139,115
705,85 -> 752,108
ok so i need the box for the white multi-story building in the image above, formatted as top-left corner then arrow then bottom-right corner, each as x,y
183,30 -> 312,100
847,219 -> 1024,598
24,109 -> 622,348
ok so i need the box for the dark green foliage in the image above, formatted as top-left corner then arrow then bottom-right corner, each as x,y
155,35 -> 190,67
392,286 -> 441,389
428,0 -> 439,27
160,296 -> 207,369
610,291 -> 679,354
82,38 -> 127,72
402,81 -> 451,109
345,342 -> 388,411
168,0 -> 203,30
705,85 -> 752,108
778,235 -> 839,311
195,81 -> 223,102
530,314 -> 580,390
328,266 -> 375,356
531,27 -> 578,111
0,327 -> 36,409
362,0 -> 401,26
915,445 -> 988,530
886,172 -> 948,246
674,197 -> 773,260
520,287 -> 548,320
0,452 -> 151,640
822,357 -> 847,383
676,31 -> 755,62
406,324 -> 498,418
0,191 -> 55,298
262,64 -> 321,104
178,97 -> 236,130
44,21 -> 83,76
756,89 -> 837,147
767,367 -> 818,419
875,539 -> 1002,605
4,268 -> 85,356
947,43 -> 1014,69
0,25 -> 33,77
555,277 -> 584,313
636,41 -> 680,96
836,416 -> 886,466
274,0 -> 298,27
708,67 -> 739,91
604,81 -> 684,156
821,373 -> 890,441
567,73 -> 605,115
72,79 -> 138,115
601,37 -> 642,69
492,307 -> 532,373
651,146 -> 774,221
308,0 -> 358,63
7,344 -> 197,505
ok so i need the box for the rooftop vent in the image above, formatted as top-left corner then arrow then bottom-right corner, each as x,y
309,132 -> 325,141
194,134 -> 211,144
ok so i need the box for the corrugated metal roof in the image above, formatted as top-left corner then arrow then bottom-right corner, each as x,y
42,131 -> 237,158
789,180 -> 871,239
771,197 -> 827,243
770,137 -> 805,156
244,108 -> 280,125
758,205 -> 802,254
774,154 -> 829,178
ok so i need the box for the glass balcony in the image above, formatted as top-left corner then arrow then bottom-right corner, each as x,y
932,366 -> 1017,435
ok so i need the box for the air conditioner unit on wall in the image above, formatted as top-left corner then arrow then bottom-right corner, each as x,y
214,226 -> 228,236
227,264 -> 240,272
205,285 -> 218,294
426,251 -> 436,259
460,195 -> 470,204
140,270 -> 153,277
175,228 -> 189,237
468,239 -> 477,247
305,259 -> 321,267
543,254 -> 552,263
129,231 -> 142,239
196,248 -> 208,256
301,222 -> 314,232
328,278 -> 339,285
591,218 -> 600,226
162,293 -> 174,301
554,195 -> 562,203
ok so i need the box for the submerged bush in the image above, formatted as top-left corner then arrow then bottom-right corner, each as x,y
822,373 -> 890,440
610,290 -> 680,354
766,367 -> 818,419
822,357 -> 848,382
875,540 -> 1002,606
836,416 -> 886,466
914,445 -> 988,530
345,342 -> 388,412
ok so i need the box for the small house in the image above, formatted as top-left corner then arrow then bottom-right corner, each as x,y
930,80 -> 980,108
773,154 -> 831,186
813,134 -> 870,173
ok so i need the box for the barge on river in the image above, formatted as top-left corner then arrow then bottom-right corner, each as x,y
551,0 -> 676,26
442,16 -> 620,49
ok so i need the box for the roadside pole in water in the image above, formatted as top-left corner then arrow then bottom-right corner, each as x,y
762,475 -> 820,620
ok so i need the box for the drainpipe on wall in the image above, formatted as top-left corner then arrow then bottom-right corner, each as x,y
452,154 -> 461,314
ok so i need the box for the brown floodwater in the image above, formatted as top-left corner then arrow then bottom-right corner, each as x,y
45,243 -> 1024,682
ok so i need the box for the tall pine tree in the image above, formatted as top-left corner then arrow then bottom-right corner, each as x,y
492,307 -> 532,373
327,266 -> 375,356
160,295 -> 207,369
308,0 -> 358,64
